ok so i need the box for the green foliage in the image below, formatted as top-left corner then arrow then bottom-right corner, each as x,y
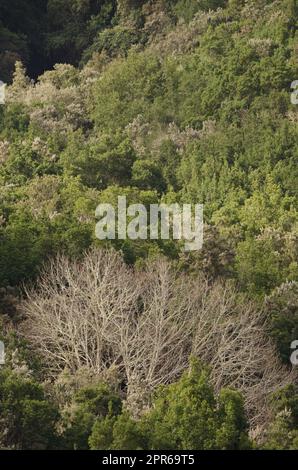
0,175 -> 96,286
88,415 -> 117,450
142,359 -> 250,450
0,0 -> 297,451
270,385 -> 298,428
83,26 -> 145,62
173,0 -> 226,23
62,132 -> 136,189
1,139 -> 57,185
46,0 -> 117,65
132,159 -> 165,192
92,51 -> 166,130
235,238 -> 283,295
263,411 -> 298,450
265,282 -> 298,362
89,412 -> 144,450
62,383 -> 122,450
89,360 -> 250,450
1,1 -> 296,298
0,369 -> 59,449
1,104 -> 30,136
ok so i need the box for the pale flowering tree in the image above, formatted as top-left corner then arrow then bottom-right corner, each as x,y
6,62 -> 89,134
0,140 -> 10,165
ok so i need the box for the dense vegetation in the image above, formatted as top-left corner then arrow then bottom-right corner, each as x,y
0,0 -> 297,450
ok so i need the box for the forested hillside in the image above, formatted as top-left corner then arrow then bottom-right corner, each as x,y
0,0 -> 297,450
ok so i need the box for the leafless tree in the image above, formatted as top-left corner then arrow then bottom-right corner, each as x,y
188,281 -> 295,428
22,249 -> 140,375
21,248 -> 296,429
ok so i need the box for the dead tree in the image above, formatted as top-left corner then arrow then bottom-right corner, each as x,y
22,248 -> 297,429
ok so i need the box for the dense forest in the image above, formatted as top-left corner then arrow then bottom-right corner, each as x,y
0,0 -> 297,450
